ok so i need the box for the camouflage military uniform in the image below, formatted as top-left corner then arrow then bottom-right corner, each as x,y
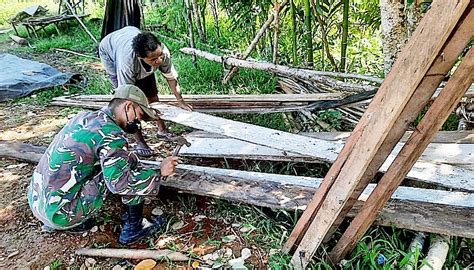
27,107 -> 161,230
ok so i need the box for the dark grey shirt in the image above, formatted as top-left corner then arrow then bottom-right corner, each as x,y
99,26 -> 178,85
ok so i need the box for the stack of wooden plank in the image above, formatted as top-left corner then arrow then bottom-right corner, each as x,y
1,140 -> 473,241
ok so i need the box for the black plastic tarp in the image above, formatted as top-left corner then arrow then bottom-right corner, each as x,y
0,53 -> 76,102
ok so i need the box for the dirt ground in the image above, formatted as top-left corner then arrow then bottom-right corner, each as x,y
0,103 -> 267,269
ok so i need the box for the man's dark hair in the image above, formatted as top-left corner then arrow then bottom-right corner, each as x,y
132,32 -> 162,58
109,98 -> 127,111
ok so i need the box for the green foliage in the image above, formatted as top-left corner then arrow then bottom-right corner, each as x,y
49,259 -> 63,270
317,109 -> 342,130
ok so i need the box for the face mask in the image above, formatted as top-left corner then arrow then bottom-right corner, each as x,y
123,105 -> 141,134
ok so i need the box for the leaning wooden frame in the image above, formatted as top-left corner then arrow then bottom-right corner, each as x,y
283,1 -> 474,268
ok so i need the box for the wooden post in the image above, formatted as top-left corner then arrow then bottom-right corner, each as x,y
329,44 -> 474,263
286,0 -> 470,268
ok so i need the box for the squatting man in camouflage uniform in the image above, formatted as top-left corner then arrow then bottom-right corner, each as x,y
27,85 -> 178,245
99,26 -> 193,157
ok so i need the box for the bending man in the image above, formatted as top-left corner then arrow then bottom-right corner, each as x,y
99,26 -> 192,157
28,85 -> 177,245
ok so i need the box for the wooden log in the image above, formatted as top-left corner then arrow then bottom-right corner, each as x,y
9,34 -> 28,45
1,141 -> 473,239
419,235 -> 450,270
289,1 -> 470,267
181,48 -> 379,92
329,42 -> 474,263
0,140 -> 45,163
75,248 -> 189,261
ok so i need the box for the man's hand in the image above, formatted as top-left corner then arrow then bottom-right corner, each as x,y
176,100 -> 193,111
160,156 -> 179,176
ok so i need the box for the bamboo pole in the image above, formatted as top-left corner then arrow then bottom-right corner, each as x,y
76,248 -> 189,261
419,235 -> 450,270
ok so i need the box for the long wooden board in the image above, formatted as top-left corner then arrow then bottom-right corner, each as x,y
151,104 -> 342,163
49,98 -> 309,114
181,132 -> 474,165
1,141 -> 472,239
63,93 -> 345,102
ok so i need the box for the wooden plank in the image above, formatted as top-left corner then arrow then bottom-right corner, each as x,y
329,44 -> 474,263
181,133 -> 474,166
289,1 -> 469,267
191,130 -> 474,144
150,105 -> 342,163
59,93 -> 345,103
1,141 -> 472,238
179,133 -> 474,192
49,99 -> 310,114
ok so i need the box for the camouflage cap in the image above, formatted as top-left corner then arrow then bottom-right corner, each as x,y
113,84 -> 158,120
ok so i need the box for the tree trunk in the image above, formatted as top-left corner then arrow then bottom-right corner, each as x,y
340,0 -> 349,72
101,0 -> 141,39
181,48 -> 380,92
290,0 -> 297,65
184,0 -> 197,65
303,0 -> 313,66
223,1 -> 288,84
380,0 -> 406,75
209,0 -> 220,39
272,2 -> 283,64
191,0 -> 206,42
200,0 -> 207,40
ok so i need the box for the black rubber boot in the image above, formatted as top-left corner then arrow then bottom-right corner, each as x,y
119,202 -> 164,245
